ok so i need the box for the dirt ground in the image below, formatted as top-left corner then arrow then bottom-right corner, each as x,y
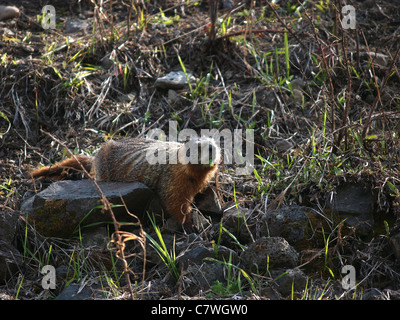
1,0 -> 400,300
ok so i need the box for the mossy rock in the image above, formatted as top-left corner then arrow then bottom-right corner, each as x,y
262,206 -> 327,251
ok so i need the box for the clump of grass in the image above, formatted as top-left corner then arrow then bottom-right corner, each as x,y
145,213 -> 180,281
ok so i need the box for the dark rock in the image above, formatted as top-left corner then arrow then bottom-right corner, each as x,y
0,210 -> 19,244
361,288 -> 400,300
240,237 -> 299,273
81,226 -> 110,249
183,262 -> 226,296
194,187 -> 222,218
273,139 -> 295,153
330,182 -> 374,237
271,268 -> 308,298
176,243 -> 238,269
0,211 -> 22,283
221,206 -> 254,244
360,52 -> 389,67
0,242 -> 22,283
21,180 -> 154,238
290,78 -> 306,90
390,232 -> 400,261
263,206 -> 319,250
360,288 -> 383,300
145,233 -> 176,265
259,286 -> 282,300
223,0 -> 235,9
54,283 -> 104,300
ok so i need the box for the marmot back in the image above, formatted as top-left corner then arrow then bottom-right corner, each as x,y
30,137 -> 221,230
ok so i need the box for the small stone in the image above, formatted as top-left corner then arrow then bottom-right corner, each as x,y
272,268 -> 308,298
221,206 -> 254,243
361,52 -> 389,67
292,89 -> 304,102
0,5 -> 20,21
176,244 -> 238,269
240,237 -> 299,272
0,242 -> 22,283
290,78 -> 306,90
194,187 -> 222,216
64,19 -> 89,34
118,93 -> 135,103
330,182 -> 374,237
223,0 -> 235,9
183,262 -> 226,296
155,71 -> 197,90
167,89 -> 179,103
99,55 -> 115,69
273,139 -> 294,153
2,28 -> 14,36
55,283 -> 104,300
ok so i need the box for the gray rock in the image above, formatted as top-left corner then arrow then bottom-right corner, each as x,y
273,139 -> 295,153
167,89 -> 179,103
64,19 -> 89,34
223,0 -> 235,9
360,52 -> 389,67
54,283 -> 104,300
21,180 -> 154,238
271,268 -> 308,298
145,233 -> 176,265
330,182 -> 374,237
99,54 -> 115,69
240,237 -> 299,273
155,71 -> 197,90
0,211 -> 22,283
0,242 -> 22,283
263,206 -> 317,248
290,78 -> 306,91
361,288 -> 384,300
221,206 -> 254,244
292,89 -> 304,102
390,232 -> 400,261
0,210 -> 19,244
183,262 -> 226,296
0,5 -> 19,21
176,243 -> 238,269
81,226 -> 110,249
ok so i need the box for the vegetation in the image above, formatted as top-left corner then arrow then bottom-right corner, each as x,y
1,0 -> 400,300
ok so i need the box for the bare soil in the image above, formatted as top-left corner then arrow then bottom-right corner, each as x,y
1,0 -> 400,300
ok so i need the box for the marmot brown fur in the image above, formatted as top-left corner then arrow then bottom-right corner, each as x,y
30,137 -> 221,229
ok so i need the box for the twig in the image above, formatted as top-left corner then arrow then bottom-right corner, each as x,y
334,0 -> 352,150
361,34 -> 400,143
216,28 -> 287,41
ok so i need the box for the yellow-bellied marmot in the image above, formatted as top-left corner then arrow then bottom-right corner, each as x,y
30,137 -> 221,230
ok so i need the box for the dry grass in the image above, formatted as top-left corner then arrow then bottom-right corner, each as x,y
1,0 -> 400,299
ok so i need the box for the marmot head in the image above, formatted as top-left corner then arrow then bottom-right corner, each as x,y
178,137 -> 221,167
